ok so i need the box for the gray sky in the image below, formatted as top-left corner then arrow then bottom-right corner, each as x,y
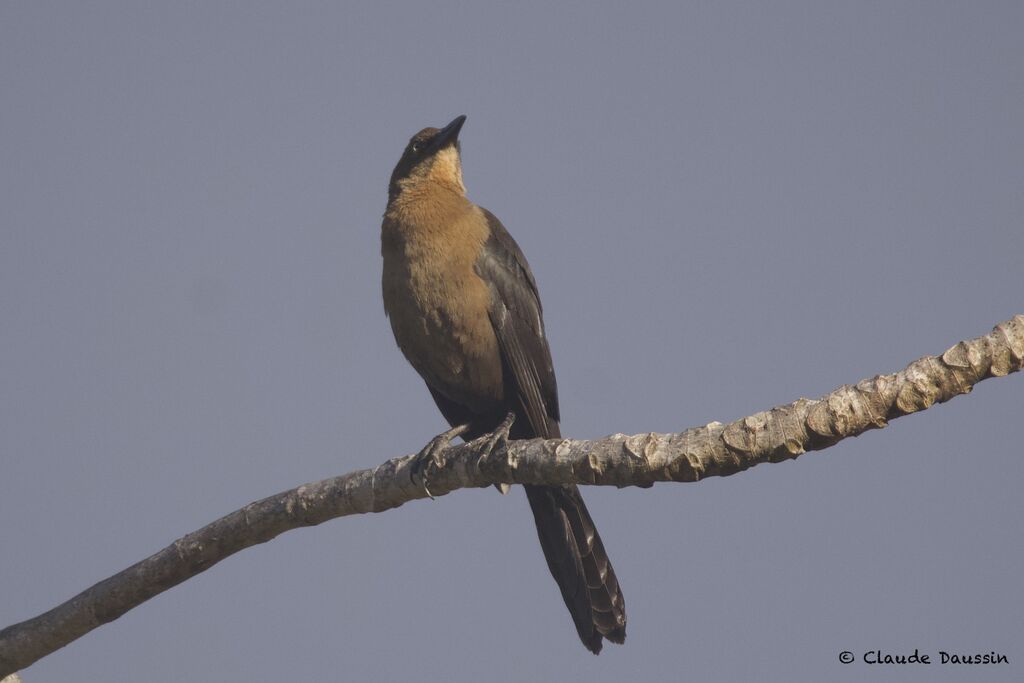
2,2 -> 1022,681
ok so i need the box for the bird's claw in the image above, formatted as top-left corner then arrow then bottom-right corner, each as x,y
410,424 -> 470,499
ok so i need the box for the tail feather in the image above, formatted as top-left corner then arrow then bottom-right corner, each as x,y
524,484 -> 626,653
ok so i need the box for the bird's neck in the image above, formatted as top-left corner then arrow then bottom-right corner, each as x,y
385,185 -> 472,235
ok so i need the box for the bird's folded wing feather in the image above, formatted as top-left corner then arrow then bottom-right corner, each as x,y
475,209 -> 560,438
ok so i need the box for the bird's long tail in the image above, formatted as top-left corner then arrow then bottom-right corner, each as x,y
524,483 -> 626,654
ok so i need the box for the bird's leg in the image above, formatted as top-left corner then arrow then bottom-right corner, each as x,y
410,423 -> 470,499
484,412 -> 516,494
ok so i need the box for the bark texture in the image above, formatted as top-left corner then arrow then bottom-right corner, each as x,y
1,315 -> 1021,677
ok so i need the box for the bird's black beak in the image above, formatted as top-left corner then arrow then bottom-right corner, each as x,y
428,115 -> 466,153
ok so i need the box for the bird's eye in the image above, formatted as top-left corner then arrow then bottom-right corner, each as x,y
411,143 -> 421,153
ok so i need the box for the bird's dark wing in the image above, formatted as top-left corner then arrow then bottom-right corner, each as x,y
475,209 -> 559,439
475,209 -> 626,653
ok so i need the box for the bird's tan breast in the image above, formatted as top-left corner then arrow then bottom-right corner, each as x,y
381,200 -> 504,408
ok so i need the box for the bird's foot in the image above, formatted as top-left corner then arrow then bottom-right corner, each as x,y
410,423 -> 470,499
483,411 -> 516,457
484,412 -> 516,494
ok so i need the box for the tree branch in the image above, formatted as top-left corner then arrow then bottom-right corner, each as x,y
2,315 -> 1021,676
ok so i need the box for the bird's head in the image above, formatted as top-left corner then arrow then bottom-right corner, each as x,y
388,115 -> 467,201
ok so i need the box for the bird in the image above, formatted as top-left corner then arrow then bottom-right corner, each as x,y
380,114 -> 626,653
